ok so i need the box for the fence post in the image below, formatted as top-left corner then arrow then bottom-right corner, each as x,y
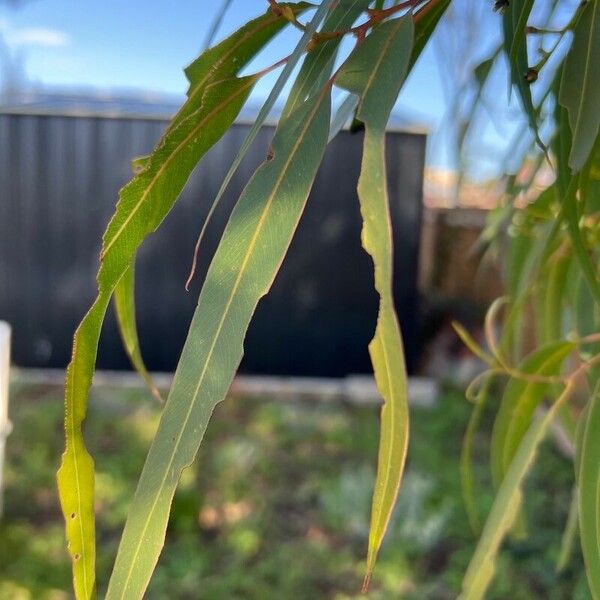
0,321 -> 11,519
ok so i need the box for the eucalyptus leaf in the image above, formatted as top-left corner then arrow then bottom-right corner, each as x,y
460,386 -> 571,600
577,383 -> 600,599
113,265 -> 162,402
490,341 -> 574,487
106,88 -> 332,600
559,0 -> 600,172
337,14 -> 414,587
502,0 -> 544,151
56,7 -> 304,596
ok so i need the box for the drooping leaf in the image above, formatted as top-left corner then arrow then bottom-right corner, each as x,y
459,385 -> 572,600
106,88 -> 332,600
502,0 -> 544,151
562,174 -> 600,308
507,0 -> 534,69
556,486 -> 579,573
337,14 -> 414,588
553,70 -> 573,198
461,374 -> 493,534
536,251 -> 571,345
474,55 -> 495,88
113,264 -> 162,402
577,383 -> 600,598
559,0 -> 600,172
490,341 -> 574,487
56,6 -> 303,595
57,75 -> 256,600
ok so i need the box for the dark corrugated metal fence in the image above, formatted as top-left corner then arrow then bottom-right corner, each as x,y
0,112 -> 425,376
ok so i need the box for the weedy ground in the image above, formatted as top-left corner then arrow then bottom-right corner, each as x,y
0,378 -> 590,599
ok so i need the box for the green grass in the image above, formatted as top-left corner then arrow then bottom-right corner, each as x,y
0,380 -> 590,599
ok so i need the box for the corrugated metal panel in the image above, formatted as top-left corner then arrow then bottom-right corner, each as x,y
0,113 -> 426,376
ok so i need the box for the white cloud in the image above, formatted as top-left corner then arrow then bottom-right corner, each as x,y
5,27 -> 69,48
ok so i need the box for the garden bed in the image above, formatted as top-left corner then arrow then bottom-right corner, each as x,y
0,376 -> 588,599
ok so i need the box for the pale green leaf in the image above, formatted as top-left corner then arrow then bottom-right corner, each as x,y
56,8 -> 299,594
577,383 -> 600,598
491,341 -> 574,487
536,251 -> 571,345
459,387 -> 571,600
113,265 -> 162,402
556,486 -> 579,573
562,174 -> 600,308
559,0 -> 600,172
57,75 -> 255,600
337,14 -> 414,587
106,88 -> 332,600
461,374 -> 493,534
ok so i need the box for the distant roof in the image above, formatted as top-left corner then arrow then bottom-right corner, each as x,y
0,89 -> 427,133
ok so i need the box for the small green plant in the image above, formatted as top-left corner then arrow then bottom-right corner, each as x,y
55,1 -> 599,598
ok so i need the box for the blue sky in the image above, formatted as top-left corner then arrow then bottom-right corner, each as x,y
0,0 -> 576,177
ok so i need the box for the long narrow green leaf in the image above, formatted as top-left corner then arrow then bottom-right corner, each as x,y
502,0 -> 544,150
459,384 -> 572,600
201,0 -> 235,51
114,4 -> 313,393
113,265 -> 162,402
56,7 -> 302,595
553,70 -> 573,198
559,0 -> 600,172
556,485 -> 579,573
490,341 -> 574,487
106,88 -> 332,600
337,14 -> 414,588
562,174 -> 600,308
577,383 -> 600,598
57,75 -> 256,600
536,252 -> 570,344
508,0 -> 534,68
461,374 -> 493,534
